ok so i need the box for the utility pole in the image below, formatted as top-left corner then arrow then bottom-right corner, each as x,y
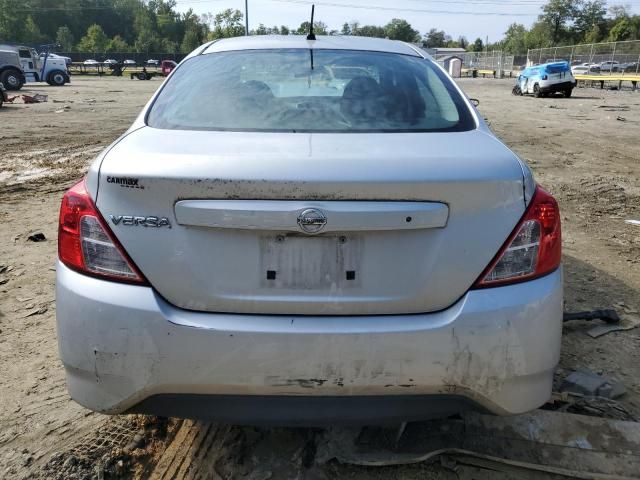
245,0 -> 249,36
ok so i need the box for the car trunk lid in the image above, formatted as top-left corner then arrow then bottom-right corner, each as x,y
96,127 -> 525,315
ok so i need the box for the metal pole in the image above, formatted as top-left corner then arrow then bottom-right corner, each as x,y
610,42 -> 616,76
570,45 -> 574,65
245,0 -> 249,36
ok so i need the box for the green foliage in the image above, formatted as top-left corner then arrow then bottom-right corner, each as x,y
353,25 -> 386,38
540,0 -> 582,45
210,9 -> 245,39
574,0 -> 607,39
608,18 -> 634,41
23,15 -> 46,44
502,23 -> 528,54
423,29 -> 447,48
584,23 -> 602,43
106,35 -> 129,53
0,0 -> 638,56
77,24 -> 108,53
384,18 -> 419,42
296,20 -> 328,35
0,0 -> 25,42
56,26 -> 75,51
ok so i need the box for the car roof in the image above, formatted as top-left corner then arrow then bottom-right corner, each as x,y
201,35 -> 423,57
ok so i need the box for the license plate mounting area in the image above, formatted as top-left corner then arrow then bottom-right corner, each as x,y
259,234 -> 362,289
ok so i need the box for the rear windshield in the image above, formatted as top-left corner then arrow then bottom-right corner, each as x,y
545,63 -> 570,74
147,49 -> 475,133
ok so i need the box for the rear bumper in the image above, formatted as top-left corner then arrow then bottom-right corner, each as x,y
540,81 -> 576,93
56,262 -> 563,423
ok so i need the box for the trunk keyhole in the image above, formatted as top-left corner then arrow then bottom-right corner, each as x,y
406,216 -> 412,223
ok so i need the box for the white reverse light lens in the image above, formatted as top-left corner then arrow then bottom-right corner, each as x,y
484,220 -> 540,283
80,216 -> 137,279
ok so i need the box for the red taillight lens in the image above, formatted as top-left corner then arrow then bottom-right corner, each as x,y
473,186 -> 561,288
58,179 -> 147,285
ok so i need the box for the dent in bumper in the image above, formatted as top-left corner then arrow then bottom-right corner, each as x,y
56,262 -> 563,417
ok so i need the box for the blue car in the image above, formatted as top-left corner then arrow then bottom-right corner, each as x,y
514,62 -> 576,98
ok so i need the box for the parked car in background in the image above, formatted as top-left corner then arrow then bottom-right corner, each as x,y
516,61 -> 576,97
571,64 -> 600,75
56,35 -> 563,425
83,59 -> 99,65
124,59 -> 136,65
161,59 -> 177,76
103,59 -> 118,65
622,62 -> 638,73
146,59 -> 159,66
599,61 -> 620,72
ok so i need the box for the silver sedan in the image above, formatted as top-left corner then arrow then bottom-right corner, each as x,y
56,35 -> 562,425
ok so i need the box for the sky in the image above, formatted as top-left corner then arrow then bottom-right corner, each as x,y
173,0 -> 638,43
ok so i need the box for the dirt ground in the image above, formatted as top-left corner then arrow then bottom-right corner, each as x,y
0,76 -> 638,479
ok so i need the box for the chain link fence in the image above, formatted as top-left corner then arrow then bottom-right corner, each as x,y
434,51 -> 514,76
527,40 -> 640,74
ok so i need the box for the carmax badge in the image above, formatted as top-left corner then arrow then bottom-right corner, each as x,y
110,215 -> 171,228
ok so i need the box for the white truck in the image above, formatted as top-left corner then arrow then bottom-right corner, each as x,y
0,44 -> 70,90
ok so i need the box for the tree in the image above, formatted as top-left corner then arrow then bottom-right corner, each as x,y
181,27 -> 200,52
471,37 -> 484,52
608,18 -> 634,41
296,20 -> 328,35
423,28 -> 446,48
254,24 -> 268,35
457,36 -> 469,49
210,9 -> 245,39
384,18 -> 419,42
341,22 -> 351,35
539,0 -> 582,45
160,38 -> 179,53
56,26 -> 75,52
584,23 -> 602,43
354,25 -> 386,38
0,0 -> 25,42
23,16 -> 46,44
280,25 -> 290,35
107,35 -> 129,53
574,1 -> 606,41
135,28 -> 158,53
526,21 -> 554,49
78,24 -> 109,53
502,23 -> 528,54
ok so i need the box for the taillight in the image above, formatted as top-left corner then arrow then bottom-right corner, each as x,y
58,179 -> 147,285
473,186 -> 561,288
